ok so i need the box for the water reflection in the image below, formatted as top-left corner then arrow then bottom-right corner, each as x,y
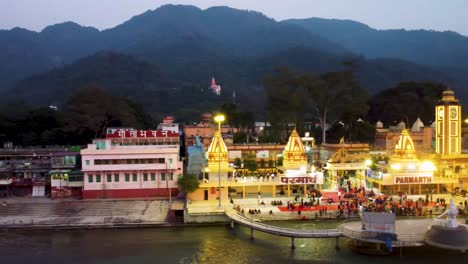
0,222 -> 466,264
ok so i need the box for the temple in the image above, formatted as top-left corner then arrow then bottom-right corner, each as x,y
188,129 -> 323,203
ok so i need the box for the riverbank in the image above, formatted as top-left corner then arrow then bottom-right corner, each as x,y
0,199 -> 172,229
0,195 -> 464,230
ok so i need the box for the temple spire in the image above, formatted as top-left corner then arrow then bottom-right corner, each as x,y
283,129 -> 307,170
206,131 -> 229,172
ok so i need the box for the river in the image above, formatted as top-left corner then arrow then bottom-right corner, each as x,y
0,220 -> 465,264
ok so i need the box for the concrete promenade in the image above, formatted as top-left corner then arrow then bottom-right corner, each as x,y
0,198 -> 171,228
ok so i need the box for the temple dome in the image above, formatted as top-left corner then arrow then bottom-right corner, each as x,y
376,120 -> 383,128
397,121 -> 406,130
411,117 -> 425,132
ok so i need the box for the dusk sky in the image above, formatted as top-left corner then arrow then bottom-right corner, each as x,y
1,0 -> 467,35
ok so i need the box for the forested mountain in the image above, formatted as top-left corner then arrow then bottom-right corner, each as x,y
1,4 -> 468,122
285,18 -> 468,70
0,5 -> 346,91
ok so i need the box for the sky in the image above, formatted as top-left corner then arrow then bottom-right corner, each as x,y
1,0 -> 467,35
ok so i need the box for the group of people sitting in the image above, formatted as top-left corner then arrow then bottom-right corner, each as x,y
270,200 -> 283,206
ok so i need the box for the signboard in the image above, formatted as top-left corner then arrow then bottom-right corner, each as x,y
394,176 -> 432,184
106,130 -> 179,138
362,212 -> 395,234
280,173 -> 323,185
228,150 -> 242,159
256,150 -> 269,159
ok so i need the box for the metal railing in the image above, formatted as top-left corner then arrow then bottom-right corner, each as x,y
225,208 -> 341,238
340,225 -> 425,246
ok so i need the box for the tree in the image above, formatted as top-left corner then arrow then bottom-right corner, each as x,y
61,86 -> 143,144
244,158 -> 258,173
306,64 -> 369,143
234,158 -> 242,168
264,67 -> 312,142
177,174 -> 200,194
367,81 -> 447,126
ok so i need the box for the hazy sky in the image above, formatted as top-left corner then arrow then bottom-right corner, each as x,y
1,0 -> 467,35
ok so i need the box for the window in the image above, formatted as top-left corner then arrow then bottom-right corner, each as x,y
125,174 -> 130,182
143,173 -> 148,181
106,174 -> 112,182
170,172 -> 174,181
157,158 -> 165,164
132,173 -> 137,182
168,158 -> 173,164
99,141 -> 106,150
150,173 -> 156,181
161,173 -> 166,181
88,175 -> 93,183
114,174 -> 120,182
85,160 -> 90,166
96,174 -> 101,183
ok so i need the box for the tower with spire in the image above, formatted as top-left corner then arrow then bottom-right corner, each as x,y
204,130 -> 232,182
435,88 -> 461,156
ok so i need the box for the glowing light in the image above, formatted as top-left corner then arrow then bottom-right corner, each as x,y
214,114 -> 225,123
407,163 -> 416,169
421,161 -> 436,171
365,159 -> 372,166
391,163 -> 401,170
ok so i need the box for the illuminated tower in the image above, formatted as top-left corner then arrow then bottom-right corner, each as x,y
283,129 -> 307,170
435,89 -> 462,156
206,131 -> 229,175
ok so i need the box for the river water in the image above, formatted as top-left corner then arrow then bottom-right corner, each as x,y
0,220 -> 465,264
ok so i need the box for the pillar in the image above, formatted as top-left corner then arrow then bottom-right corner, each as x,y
437,184 -> 440,194
418,184 -> 421,195
291,237 -> 295,250
273,185 -> 276,198
398,184 -> 401,192
408,184 -> 411,195
303,184 -> 307,196
287,184 -> 291,198
242,186 -> 246,199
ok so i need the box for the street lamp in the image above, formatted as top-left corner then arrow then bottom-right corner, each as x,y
214,114 -> 225,208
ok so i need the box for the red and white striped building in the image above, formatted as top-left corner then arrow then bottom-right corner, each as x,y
80,129 -> 183,199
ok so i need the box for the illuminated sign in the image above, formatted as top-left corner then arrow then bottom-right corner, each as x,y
280,174 -> 323,185
106,130 -> 179,138
394,176 -> 432,184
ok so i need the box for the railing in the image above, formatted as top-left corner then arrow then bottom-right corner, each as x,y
225,208 -> 341,238
340,226 -> 425,246
0,216 -> 171,228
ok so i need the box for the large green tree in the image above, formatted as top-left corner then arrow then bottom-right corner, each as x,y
306,64 -> 369,144
264,67 -> 311,142
61,86 -> 150,144
264,66 -> 369,144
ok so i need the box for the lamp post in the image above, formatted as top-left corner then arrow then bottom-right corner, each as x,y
214,114 -> 225,208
